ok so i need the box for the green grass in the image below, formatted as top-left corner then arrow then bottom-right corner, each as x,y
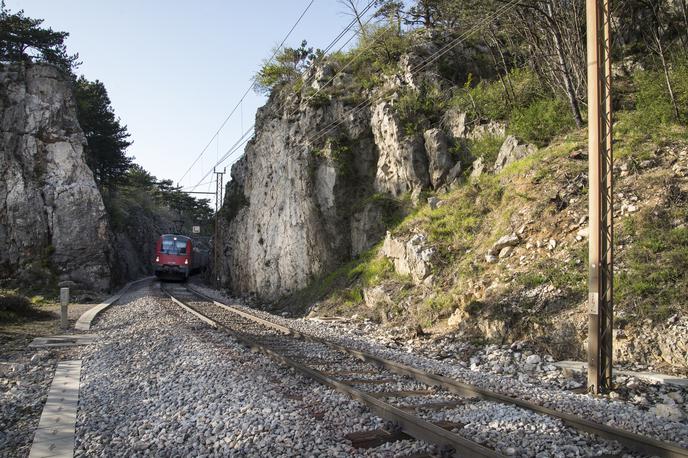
617,206 -> 688,321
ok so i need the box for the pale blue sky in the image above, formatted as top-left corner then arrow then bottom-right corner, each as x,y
7,0 -> 365,200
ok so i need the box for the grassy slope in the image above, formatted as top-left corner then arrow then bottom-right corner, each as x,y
277,113 -> 688,361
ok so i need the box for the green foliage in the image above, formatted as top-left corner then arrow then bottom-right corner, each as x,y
509,97 -> 576,146
254,40 -> 315,94
74,76 -> 132,187
466,134 -> 504,166
0,292 -> 52,322
451,69 -> 541,123
633,58 -> 688,125
0,6 -> 79,71
348,256 -> 394,287
395,82 -> 448,136
104,165 -> 213,235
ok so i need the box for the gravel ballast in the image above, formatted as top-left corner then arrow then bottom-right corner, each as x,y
75,284 -> 432,457
192,283 -> 688,449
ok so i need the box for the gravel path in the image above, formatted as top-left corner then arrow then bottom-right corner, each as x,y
192,283 -> 688,449
75,284 -> 433,457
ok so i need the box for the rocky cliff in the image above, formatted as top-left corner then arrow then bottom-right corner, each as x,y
0,63 -> 111,290
218,52 -> 466,301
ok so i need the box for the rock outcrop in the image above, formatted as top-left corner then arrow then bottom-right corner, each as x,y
0,64 -> 111,290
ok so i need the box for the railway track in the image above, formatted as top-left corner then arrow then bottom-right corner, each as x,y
161,283 -> 688,458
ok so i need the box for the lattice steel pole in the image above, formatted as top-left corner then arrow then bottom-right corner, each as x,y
214,168 -> 225,288
587,0 -> 614,394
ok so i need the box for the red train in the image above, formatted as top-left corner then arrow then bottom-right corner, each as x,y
154,234 -> 209,281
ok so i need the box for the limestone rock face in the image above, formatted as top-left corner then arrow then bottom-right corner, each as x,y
218,95 -> 377,301
494,135 -> 536,173
372,101 -> 429,196
423,128 -> 455,188
0,64 -> 111,290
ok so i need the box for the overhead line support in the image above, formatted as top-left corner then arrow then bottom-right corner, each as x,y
586,0 -> 614,394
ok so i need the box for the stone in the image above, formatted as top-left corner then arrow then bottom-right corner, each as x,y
485,254 -> 498,263
470,156 -> 486,179
547,239 -> 557,250
488,234 -> 520,256
667,392 -> 684,404
650,403 -> 685,421
423,128 -> 455,188
493,135 -> 536,173
443,109 -> 467,139
381,232 -> 435,284
427,197 -> 441,210
363,286 -> 393,309
466,121 -> 506,140
498,246 -> 513,258
525,355 -> 541,365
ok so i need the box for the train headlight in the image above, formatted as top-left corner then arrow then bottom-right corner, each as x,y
184,259 -> 189,265
155,256 -> 159,263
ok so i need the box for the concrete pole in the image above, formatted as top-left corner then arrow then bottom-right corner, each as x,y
587,0 -> 614,394
60,287 -> 69,330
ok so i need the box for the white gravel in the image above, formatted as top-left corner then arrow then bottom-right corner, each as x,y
75,284 -> 434,457
193,283 -> 688,450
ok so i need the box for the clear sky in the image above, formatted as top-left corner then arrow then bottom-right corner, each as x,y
6,0 -> 362,203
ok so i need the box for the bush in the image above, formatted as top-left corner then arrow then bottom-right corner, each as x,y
634,59 -> 688,126
451,68 -> 542,124
395,83 -> 448,136
0,293 -> 52,321
466,134 -> 505,166
509,98 -> 575,146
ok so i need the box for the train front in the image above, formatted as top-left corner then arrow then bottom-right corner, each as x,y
154,234 -> 192,280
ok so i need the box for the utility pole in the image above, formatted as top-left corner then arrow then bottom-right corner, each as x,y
586,0 -> 614,394
213,167 -> 226,288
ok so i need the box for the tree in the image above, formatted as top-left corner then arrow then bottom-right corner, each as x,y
0,5 -> 79,71
254,40 -> 315,94
74,76 -> 133,187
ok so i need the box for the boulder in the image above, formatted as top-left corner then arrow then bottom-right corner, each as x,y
488,234 -> 520,256
363,286 -> 393,309
493,135 -> 536,173
470,157 -> 486,179
443,109 -> 468,140
381,232 -> 435,284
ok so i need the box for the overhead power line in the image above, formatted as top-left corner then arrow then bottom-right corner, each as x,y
177,0 -> 316,187
188,0 -> 378,192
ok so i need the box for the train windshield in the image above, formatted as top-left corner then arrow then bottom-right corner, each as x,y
160,236 -> 187,255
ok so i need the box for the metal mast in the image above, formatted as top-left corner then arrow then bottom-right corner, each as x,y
214,168 -> 226,288
586,0 -> 614,394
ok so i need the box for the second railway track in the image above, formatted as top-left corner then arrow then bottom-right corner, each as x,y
161,283 -> 688,458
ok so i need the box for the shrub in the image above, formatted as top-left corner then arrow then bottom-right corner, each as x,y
509,98 -> 575,146
451,68 -> 542,124
395,83 -> 448,136
634,58 -> 688,126
0,293 -> 52,321
466,134 -> 505,166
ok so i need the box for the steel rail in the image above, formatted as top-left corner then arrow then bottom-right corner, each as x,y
162,285 -> 501,458
186,286 -> 688,458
